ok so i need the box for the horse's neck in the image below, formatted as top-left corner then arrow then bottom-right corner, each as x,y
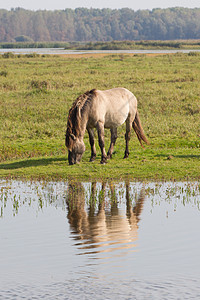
78,113 -> 88,138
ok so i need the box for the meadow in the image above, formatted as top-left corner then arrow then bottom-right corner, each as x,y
0,52 -> 200,180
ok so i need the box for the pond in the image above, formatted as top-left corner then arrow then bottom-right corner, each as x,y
0,48 -> 200,55
0,179 -> 200,299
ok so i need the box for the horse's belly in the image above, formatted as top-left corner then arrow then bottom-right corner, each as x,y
104,110 -> 128,128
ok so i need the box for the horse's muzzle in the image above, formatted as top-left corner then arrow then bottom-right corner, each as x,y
68,151 -> 75,165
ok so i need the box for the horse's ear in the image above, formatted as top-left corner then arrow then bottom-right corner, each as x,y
70,133 -> 76,141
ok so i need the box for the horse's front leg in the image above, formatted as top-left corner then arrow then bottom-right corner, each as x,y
107,128 -> 117,159
96,121 -> 107,164
124,118 -> 132,159
87,128 -> 96,162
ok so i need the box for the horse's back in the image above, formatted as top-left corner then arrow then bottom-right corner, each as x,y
89,88 -> 137,128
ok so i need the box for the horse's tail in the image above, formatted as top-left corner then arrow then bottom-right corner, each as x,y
132,111 -> 149,148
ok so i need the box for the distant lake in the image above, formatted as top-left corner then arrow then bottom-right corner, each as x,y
0,48 -> 200,55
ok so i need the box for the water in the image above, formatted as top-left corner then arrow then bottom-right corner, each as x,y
0,48 -> 200,55
0,180 -> 200,299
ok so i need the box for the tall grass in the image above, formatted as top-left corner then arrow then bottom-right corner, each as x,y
0,40 -> 200,50
1,40 -> 200,50
71,40 -> 200,50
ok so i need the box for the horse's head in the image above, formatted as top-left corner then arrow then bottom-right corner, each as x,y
66,90 -> 95,165
65,132 -> 85,165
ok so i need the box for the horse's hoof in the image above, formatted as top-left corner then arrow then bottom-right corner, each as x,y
123,154 -> 129,159
107,154 -> 112,160
100,159 -> 107,164
90,157 -> 96,162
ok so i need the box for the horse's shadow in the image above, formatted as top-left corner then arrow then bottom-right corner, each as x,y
1,153 -> 199,171
0,157 -> 67,170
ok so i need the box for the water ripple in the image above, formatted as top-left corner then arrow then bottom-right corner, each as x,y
0,277 -> 200,299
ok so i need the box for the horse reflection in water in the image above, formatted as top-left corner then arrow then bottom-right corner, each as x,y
66,182 -> 145,256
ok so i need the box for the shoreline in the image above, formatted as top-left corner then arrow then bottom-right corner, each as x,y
1,48 -> 200,57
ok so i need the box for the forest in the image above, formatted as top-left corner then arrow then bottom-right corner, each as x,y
0,7 -> 200,42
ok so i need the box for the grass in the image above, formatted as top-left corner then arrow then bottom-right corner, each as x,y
1,39 -> 200,50
70,40 -> 200,50
0,52 -> 200,180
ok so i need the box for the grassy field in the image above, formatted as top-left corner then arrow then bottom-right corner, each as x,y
0,52 -> 200,180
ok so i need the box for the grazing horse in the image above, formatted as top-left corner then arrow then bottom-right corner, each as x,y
65,87 -> 149,165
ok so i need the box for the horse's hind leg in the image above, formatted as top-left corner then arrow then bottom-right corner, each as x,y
124,117 -> 132,159
87,128 -> 96,162
107,128 -> 117,159
96,121 -> 107,164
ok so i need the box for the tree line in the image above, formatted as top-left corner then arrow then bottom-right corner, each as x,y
0,7 -> 200,42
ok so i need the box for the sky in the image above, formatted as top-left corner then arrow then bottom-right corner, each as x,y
1,0 -> 200,11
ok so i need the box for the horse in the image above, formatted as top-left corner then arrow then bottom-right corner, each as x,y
65,87 -> 149,165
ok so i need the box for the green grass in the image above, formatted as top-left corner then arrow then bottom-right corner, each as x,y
0,52 -> 200,180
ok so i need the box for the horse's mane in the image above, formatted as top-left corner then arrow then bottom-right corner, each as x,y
65,89 -> 97,148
